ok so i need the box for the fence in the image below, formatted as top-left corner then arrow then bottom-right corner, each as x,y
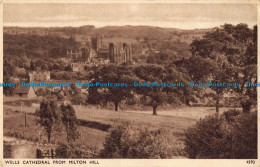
36,148 -> 56,159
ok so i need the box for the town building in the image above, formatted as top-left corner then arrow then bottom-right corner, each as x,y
91,35 -> 133,64
71,63 -> 85,72
29,71 -> 50,82
13,84 -> 37,98
109,43 -> 132,64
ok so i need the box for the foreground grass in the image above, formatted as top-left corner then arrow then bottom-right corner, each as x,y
5,105 -> 224,158
4,110 -> 107,150
5,104 -> 229,144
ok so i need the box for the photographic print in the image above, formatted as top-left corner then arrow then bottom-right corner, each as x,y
1,0 -> 259,166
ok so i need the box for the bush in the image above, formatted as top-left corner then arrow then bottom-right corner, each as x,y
3,144 -> 12,158
55,143 -> 96,158
222,109 -> 240,122
228,112 -> 257,158
184,110 -> 257,159
55,143 -> 71,158
184,114 -> 225,158
99,122 -> 174,158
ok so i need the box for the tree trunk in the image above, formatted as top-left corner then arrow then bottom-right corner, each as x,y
115,102 -> 119,112
153,105 -> 157,115
216,99 -> 219,113
48,132 -> 51,143
66,128 -> 70,143
241,99 -> 252,113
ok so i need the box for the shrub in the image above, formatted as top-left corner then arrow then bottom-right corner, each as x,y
184,111 -> 257,159
222,109 -> 240,122
71,94 -> 87,105
184,114 -> 225,158
228,112 -> 257,158
99,122 -> 174,158
55,143 -> 96,158
55,143 -> 71,158
3,144 -> 12,158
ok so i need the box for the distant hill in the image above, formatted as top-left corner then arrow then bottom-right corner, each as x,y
92,25 -> 173,39
4,25 -> 214,43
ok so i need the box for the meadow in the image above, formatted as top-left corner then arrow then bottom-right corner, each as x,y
3,96 -> 241,158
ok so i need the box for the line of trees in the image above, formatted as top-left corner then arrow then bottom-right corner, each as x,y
35,100 -> 79,143
87,63 -> 195,115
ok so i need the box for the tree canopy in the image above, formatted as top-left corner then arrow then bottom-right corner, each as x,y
188,23 -> 257,112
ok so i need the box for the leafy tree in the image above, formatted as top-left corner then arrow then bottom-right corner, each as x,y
71,94 -> 87,105
4,33 -> 81,59
3,59 -> 15,95
231,25 -> 257,112
30,60 -> 35,71
146,52 -> 177,65
35,100 -> 59,143
89,65 -> 136,111
52,63 -> 61,71
60,104 -> 79,143
134,64 -> 194,115
187,56 -> 234,112
41,64 -> 47,70
65,65 -> 72,71
189,24 -> 257,112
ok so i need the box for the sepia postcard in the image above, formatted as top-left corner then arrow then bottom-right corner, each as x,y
0,0 -> 259,167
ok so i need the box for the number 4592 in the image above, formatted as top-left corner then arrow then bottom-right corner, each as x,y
246,160 -> 255,164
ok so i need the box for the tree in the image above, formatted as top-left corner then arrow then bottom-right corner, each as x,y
60,104 -> 79,143
30,60 -> 35,71
134,64 -> 193,115
186,56 -> 233,112
89,65 -> 136,111
64,65 -> 72,71
41,64 -> 47,70
35,100 -> 59,143
71,94 -> 87,105
230,25 -> 257,112
189,24 -> 257,112
146,52 -> 177,65
3,59 -> 15,96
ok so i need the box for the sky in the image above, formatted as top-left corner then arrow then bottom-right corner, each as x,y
3,3 -> 258,29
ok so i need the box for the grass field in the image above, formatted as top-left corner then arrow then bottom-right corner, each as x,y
4,111 -> 107,149
3,98 -> 241,158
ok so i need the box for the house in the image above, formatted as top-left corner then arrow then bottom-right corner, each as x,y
71,63 -> 85,72
29,71 -> 51,82
13,84 -> 37,98
56,87 -> 71,100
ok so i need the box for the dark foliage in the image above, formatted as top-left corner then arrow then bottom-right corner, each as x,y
185,110 -> 257,159
78,119 -> 111,132
99,122 -> 174,158
55,143 -> 97,158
